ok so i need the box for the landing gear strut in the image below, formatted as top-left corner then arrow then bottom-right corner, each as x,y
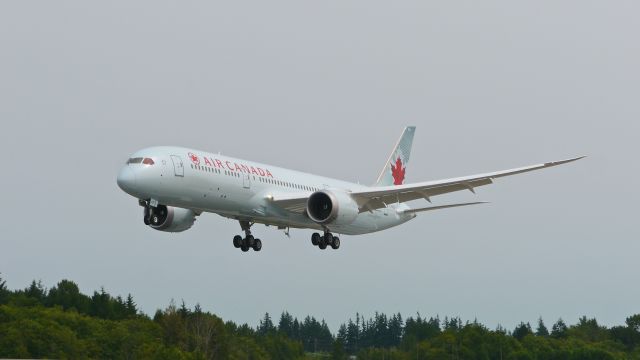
311,232 -> 340,250
233,220 -> 262,252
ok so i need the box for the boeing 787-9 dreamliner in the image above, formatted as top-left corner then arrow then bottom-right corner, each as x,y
117,127 -> 583,252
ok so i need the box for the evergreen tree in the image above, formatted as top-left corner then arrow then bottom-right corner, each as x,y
292,318 -> 301,341
278,311 -> 294,337
113,295 -> 128,319
535,317 -> 549,336
0,273 -> 8,304
551,318 -> 568,338
125,294 -> 137,317
25,280 -> 47,303
89,287 -> 114,319
257,312 -> 276,336
336,324 -> 347,345
319,319 -> 334,351
443,316 -> 462,332
345,318 -> 360,354
388,313 -> 404,347
512,322 -> 533,340
178,299 -> 190,318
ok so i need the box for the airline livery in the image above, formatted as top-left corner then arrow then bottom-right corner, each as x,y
117,127 -> 583,252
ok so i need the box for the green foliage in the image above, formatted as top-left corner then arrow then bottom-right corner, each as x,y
0,305 -> 189,359
331,339 -> 347,360
46,280 -> 91,314
628,315 -> 640,331
0,275 -> 638,359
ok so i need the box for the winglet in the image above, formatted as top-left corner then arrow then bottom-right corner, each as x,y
544,156 -> 586,167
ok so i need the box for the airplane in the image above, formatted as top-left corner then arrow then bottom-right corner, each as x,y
116,126 -> 583,252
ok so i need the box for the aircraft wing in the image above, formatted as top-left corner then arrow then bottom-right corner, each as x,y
352,156 -> 584,212
269,156 -> 584,214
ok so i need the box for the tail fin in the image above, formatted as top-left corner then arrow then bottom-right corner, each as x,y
374,126 -> 416,187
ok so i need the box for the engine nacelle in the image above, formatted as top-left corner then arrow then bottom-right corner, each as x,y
306,190 -> 359,226
148,205 -> 196,232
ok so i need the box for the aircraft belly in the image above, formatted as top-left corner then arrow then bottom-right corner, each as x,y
331,209 -> 412,235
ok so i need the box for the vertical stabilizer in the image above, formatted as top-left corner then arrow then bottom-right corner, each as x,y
374,126 -> 416,187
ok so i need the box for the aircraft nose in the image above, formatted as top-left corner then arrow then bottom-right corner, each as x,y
117,166 -> 137,192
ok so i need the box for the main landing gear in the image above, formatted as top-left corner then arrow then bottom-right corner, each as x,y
233,220 -> 262,252
311,232 -> 340,250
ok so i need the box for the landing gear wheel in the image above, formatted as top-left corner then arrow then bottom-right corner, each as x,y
318,239 -> 327,250
245,235 -> 255,248
237,220 -> 263,252
143,207 -> 150,225
311,233 -> 321,246
253,239 -> 262,251
331,236 -> 340,249
233,235 -> 242,248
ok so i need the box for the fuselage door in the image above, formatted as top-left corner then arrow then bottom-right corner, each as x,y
171,155 -> 184,177
243,174 -> 251,189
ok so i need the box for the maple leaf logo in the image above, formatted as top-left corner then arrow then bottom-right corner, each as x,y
390,157 -> 405,185
188,152 -> 200,165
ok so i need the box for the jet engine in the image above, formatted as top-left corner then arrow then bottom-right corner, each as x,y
146,205 -> 196,232
306,190 -> 359,226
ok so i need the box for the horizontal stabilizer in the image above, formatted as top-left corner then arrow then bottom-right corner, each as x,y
401,201 -> 489,214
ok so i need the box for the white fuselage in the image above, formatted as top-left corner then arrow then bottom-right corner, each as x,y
117,146 -> 414,235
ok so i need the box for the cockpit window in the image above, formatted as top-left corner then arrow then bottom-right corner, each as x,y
127,157 -> 143,164
142,158 -> 155,165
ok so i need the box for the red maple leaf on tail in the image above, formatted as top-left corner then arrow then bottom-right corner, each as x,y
390,157 -> 405,185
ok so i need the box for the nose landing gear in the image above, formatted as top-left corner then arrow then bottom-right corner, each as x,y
140,199 -> 168,227
311,232 -> 340,250
233,220 -> 262,252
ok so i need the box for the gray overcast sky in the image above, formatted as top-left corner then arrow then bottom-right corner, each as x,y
0,1 -> 638,331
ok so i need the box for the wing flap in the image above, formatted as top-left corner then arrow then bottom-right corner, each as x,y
268,193 -> 309,214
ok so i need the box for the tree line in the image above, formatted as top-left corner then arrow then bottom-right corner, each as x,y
0,274 -> 639,359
